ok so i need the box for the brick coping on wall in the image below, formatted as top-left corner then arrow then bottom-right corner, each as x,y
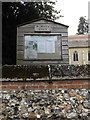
0,78 -> 90,90
1,76 -> 90,81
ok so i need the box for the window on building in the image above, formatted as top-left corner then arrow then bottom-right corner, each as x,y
88,51 -> 90,61
73,51 -> 78,61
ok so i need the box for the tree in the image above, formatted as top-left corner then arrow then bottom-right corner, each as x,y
2,1 -> 62,65
77,16 -> 89,35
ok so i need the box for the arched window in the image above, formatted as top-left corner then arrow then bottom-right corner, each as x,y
73,51 -> 78,61
88,51 -> 90,61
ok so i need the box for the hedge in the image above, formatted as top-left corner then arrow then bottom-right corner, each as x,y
2,65 -> 90,80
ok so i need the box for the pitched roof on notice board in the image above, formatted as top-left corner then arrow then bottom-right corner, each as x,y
17,17 -> 69,28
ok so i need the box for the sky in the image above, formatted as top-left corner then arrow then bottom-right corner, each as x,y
55,0 -> 89,35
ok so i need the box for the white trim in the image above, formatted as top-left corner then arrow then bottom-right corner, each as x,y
24,33 -> 62,35
69,50 -> 71,65
87,52 -> 88,62
82,50 -> 85,65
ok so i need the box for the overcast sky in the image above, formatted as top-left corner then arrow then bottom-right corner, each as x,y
55,0 -> 89,35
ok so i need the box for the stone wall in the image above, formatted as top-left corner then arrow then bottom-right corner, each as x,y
1,65 -> 90,120
0,87 -> 90,120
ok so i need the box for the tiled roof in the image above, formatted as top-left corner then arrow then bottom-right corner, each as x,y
68,35 -> 90,48
68,35 -> 89,40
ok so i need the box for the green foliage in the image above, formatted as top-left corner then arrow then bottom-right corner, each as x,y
2,1 -> 61,25
2,65 -> 49,80
77,16 -> 89,35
